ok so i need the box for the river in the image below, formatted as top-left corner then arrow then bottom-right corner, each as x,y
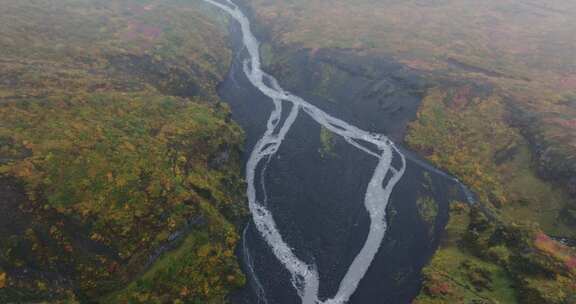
202,0 -> 470,303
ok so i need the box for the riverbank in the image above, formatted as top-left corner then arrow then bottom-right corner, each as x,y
207,1 -> 472,303
219,0 -> 576,302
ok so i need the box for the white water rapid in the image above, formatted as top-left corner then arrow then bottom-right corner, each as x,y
202,1 -> 407,303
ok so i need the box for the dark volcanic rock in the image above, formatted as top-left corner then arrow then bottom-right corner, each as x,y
0,176 -> 30,238
264,47 -> 427,141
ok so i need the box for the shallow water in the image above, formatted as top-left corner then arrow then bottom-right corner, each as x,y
204,0 -> 468,303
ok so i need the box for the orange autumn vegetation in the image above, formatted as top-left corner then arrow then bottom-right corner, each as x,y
0,272 -> 6,289
534,233 -> 576,275
0,0 -> 247,303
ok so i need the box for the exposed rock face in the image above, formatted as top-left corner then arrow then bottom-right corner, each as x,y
209,145 -> 233,170
524,131 -> 576,228
263,47 -> 427,141
533,142 -> 576,200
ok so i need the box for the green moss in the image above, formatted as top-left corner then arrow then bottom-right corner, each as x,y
417,248 -> 518,304
0,0 -> 247,302
415,203 -> 518,304
520,276 -> 576,304
417,196 -> 438,226
104,202 -> 245,304
499,145 -> 574,237
0,92 -> 246,301
261,43 -> 274,67
319,126 -> 337,158
310,62 -> 348,103
417,201 -> 576,304
407,87 -> 575,237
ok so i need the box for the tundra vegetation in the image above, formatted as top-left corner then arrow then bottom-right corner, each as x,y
0,0 -> 247,302
2,0 -> 576,302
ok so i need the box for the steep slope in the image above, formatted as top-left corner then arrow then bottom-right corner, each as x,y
0,0 -> 247,302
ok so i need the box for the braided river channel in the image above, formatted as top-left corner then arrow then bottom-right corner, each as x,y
202,1 -> 474,303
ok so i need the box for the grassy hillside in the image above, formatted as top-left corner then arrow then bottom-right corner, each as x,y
414,203 -> 576,304
406,87 -> 575,237
0,0 -> 248,302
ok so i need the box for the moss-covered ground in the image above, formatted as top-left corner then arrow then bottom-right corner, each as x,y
407,87 -> 575,237
408,87 -> 576,303
0,0 -> 248,302
415,202 -> 576,304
